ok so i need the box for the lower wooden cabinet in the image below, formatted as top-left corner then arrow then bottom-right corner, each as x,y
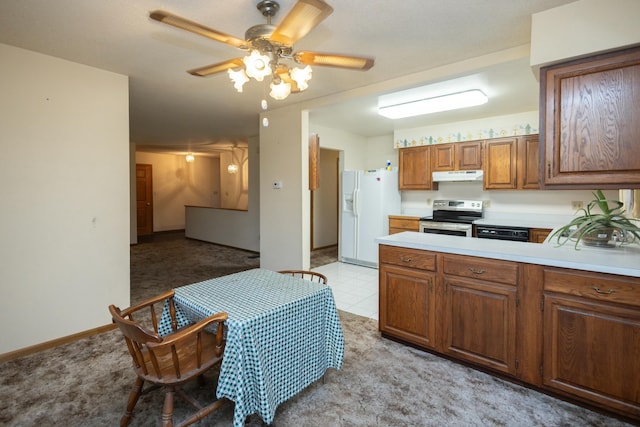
379,264 -> 436,349
529,228 -> 552,243
378,245 -> 640,422
443,276 -> 517,375
388,215 -> 420,235
442,254 -> 518,374
543,268 -> 640,418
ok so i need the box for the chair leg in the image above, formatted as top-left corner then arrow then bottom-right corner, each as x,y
121,377 -> 144,427
162,386 -> 175,427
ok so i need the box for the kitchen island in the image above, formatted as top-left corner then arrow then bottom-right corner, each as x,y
375,232 -> 640,422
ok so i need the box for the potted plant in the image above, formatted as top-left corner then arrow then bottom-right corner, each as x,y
550,190 -> 640,249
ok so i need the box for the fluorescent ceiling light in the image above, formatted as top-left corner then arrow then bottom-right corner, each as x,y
378,89 -> 488,119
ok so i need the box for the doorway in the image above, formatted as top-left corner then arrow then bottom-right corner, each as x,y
136,164 -> 153,236
311,149 -> 340,259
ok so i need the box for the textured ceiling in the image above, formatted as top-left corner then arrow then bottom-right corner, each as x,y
0,0 -> 577,152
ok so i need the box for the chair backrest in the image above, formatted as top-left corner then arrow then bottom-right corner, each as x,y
278,270 -> 328,284
110,290 -> 227,385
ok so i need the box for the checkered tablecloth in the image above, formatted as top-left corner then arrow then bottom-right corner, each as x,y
158,268 -> 344,427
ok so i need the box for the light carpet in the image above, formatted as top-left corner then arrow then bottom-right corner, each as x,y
0,232 -> 633,426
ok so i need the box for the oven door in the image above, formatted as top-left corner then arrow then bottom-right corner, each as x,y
419,221 -> 472,237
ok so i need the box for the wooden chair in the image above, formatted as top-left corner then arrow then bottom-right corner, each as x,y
278,270 -> 328,284
109,290 -> 228,427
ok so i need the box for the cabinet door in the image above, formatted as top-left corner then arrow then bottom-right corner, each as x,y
443,277 -> 517,375
543,293 -> 640,416
484,137 -> 518,189
541,46 -> 640,188
399,146 -> 436,190
518,135 -> 539,189
529,228 -> 551,243
431,141 -> 483,172
431,144 -> 455,171
388,217 -> 419,234
379,264 -> 436,349
458,140 -> 483,170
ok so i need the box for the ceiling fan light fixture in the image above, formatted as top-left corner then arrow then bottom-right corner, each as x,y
290,65 -> 312,91
378,89 -> 488,119
269,79 -> 292,100
228,68 -> 250,92
243,50 -> 272,81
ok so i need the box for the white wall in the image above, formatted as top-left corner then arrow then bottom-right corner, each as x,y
219,148 -> 248,210
0,44 -> 130,354
135,151 -> 219,231
365,134 -> 396,170
259,107 -> 310,269
310,124 -> 368,170
530,0 -> 640,70
185,136 -> 260,252
130,144 -> 138,244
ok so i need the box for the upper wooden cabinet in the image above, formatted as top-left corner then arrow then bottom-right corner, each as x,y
431,140 -> 483,172
484,135 -> 539,190
399,145 -> 437,190
540,46 -> 640,189
518,135 -> 540,189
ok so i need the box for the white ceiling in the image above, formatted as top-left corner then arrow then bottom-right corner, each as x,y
0,0 -> 577,152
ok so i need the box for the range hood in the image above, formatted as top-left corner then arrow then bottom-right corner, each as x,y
432,170 -> 484,182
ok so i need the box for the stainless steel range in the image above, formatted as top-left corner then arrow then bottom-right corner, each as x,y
419,199 -> 483,237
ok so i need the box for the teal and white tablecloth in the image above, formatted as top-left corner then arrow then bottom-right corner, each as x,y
158,268 -> 344,427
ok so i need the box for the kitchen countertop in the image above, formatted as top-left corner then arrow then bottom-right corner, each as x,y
376,231 -> 640,277
474,213 -> 574,229
392,213 -> 574,229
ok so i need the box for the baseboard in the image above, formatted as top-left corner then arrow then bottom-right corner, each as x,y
0,323 -> 116,364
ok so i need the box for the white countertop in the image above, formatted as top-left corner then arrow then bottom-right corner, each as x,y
393,212 -> 575,229
473,213 -> 574,229
376,232 -> 640,277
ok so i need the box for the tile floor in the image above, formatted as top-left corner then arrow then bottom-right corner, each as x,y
312,261 -> 379,320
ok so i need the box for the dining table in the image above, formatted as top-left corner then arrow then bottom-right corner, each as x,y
157,268 -> 345,427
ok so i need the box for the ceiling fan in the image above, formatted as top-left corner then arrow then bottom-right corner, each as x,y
150,0 -> 374,100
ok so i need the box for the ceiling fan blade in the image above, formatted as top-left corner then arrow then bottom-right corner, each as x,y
294,52 -> 374,70
188,58 -> 244,77
269,0 -> 333,46
150,10 -> 247,49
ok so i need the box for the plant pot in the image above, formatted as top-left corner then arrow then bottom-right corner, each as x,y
581,227 -> 616,247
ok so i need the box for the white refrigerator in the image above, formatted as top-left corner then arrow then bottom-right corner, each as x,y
340,169 -> 401,268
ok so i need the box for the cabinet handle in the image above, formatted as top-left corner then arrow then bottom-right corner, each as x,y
400,256 -> 413,263
469,267 -> 486,274
591,286 -> 616,295
547,162 -> 551,179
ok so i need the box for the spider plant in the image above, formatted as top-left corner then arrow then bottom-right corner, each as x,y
550,190 -> 640,249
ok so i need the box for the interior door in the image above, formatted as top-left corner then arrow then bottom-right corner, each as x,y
136,164 -> 153,236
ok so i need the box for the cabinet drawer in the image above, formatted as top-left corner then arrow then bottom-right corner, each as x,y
389,217 -> 419,231
379,245 -> 436,271
443,254 -> 518,285
543,268 -> 640,308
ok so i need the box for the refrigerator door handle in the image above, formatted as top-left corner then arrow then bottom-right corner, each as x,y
353,188 -> 360,217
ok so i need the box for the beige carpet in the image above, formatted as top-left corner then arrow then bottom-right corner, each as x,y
0,232 -> 634,426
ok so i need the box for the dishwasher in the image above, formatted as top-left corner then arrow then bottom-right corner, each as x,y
475,225 -> 530,242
